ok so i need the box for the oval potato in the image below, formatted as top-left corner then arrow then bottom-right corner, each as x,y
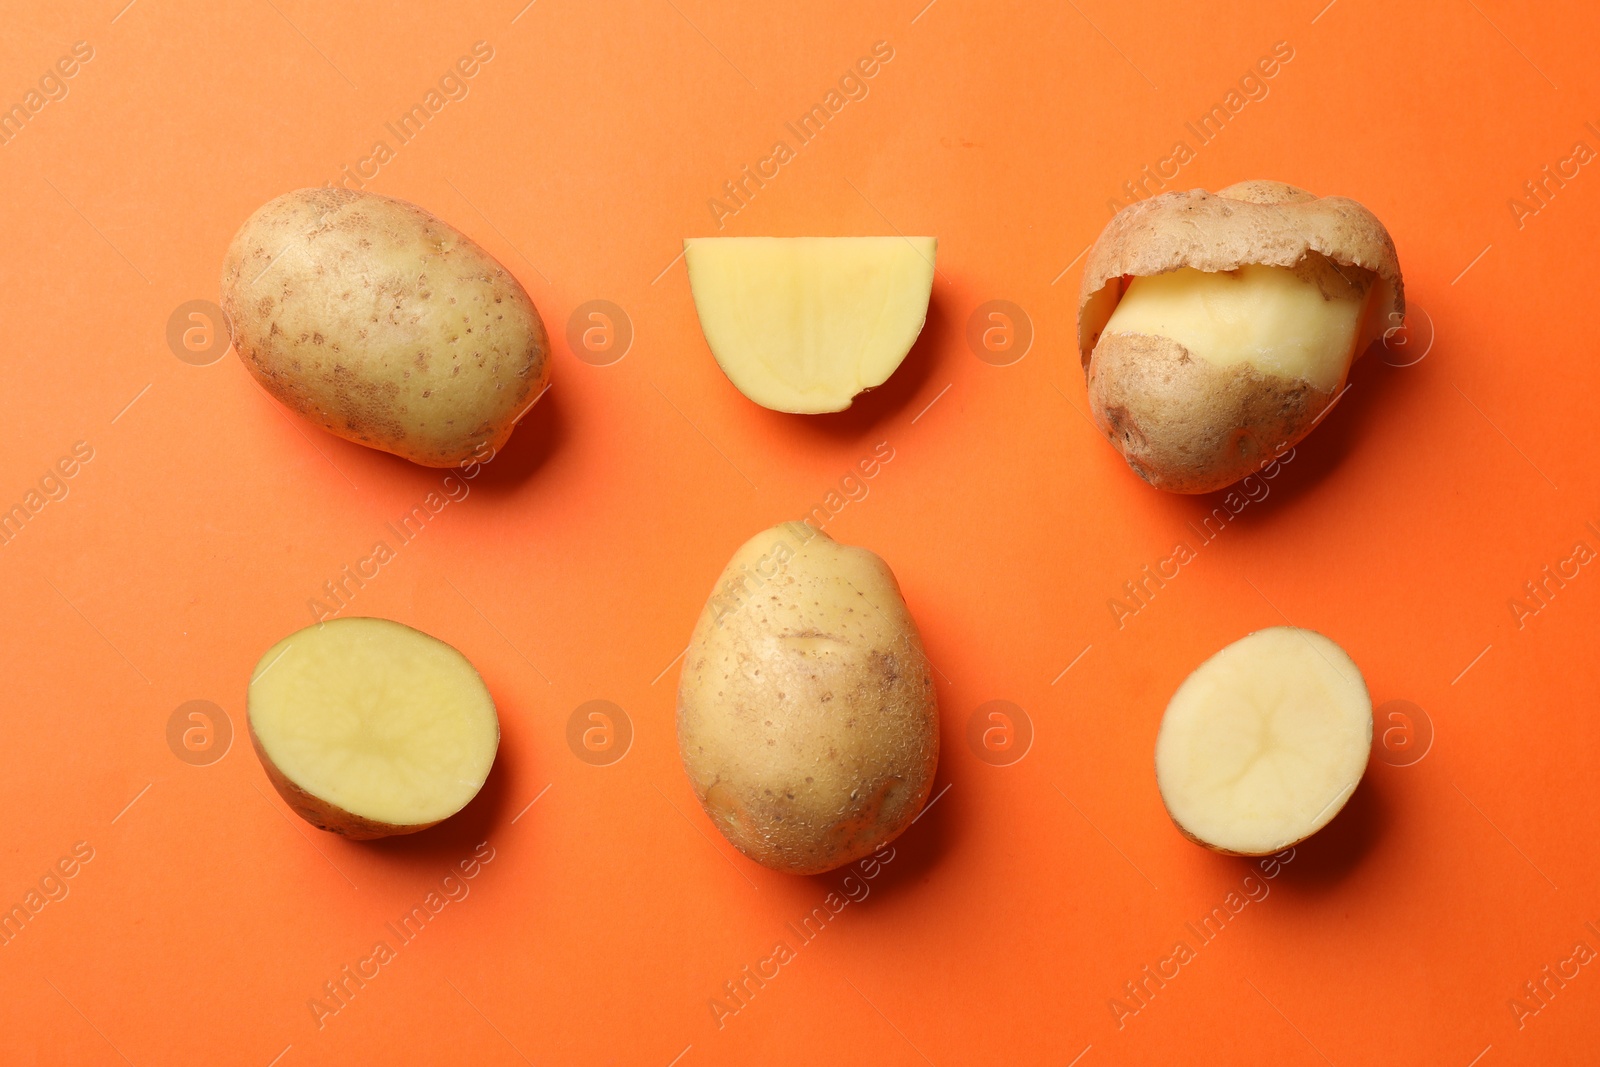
221,188 -> 550,467
677,522 -> 940,875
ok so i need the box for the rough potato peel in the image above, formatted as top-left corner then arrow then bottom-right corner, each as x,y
221,188 -> 550,467
676,522 -> 940,875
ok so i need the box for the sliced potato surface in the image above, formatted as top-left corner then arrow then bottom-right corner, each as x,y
1155,627 -> 1371,855
248,617 -> 499,838
685,236 -> 936,413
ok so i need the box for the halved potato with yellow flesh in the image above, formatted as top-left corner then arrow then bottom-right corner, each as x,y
248,617 -> 499,839
685,236 -> 936,413
1155,627 -> 1372,856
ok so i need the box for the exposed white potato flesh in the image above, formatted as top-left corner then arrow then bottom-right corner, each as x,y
248,617 -> 499,839
1155,627 -> 1371,855
684,236 -> 936,413
1103,260 -> 1371,395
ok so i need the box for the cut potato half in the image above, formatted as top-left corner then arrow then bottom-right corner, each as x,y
1155,627 -> 1371,855
684,236 -> 936,413
248,617 -> 499,839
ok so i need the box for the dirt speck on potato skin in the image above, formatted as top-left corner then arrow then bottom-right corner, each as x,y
219,187 -> 549,467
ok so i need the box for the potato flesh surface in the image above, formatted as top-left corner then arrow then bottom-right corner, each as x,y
1155,627 -> 1371,855
250,619 -> 497,828
685,237 -> 936,413
1104,264 -> 1365,394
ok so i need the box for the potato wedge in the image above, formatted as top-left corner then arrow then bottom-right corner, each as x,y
685,236 -> 935,413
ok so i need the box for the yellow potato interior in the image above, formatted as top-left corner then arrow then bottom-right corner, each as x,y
249,618 -> 498,829
1104,261 -> 1369,393
685,236 -> 936,413
1155,627 -> 1371,855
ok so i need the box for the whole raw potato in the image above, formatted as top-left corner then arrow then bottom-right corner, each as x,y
677,522 -> 940,875
220,188 -> 550,467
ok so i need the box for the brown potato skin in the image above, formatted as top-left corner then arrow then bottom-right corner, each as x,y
220,188 -> 549,467
247,721 -> 439,840
677,524 -> 939,875
1088,331 -> 1333,494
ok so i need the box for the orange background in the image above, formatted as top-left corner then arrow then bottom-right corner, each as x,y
1,0 -> 1597,1063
